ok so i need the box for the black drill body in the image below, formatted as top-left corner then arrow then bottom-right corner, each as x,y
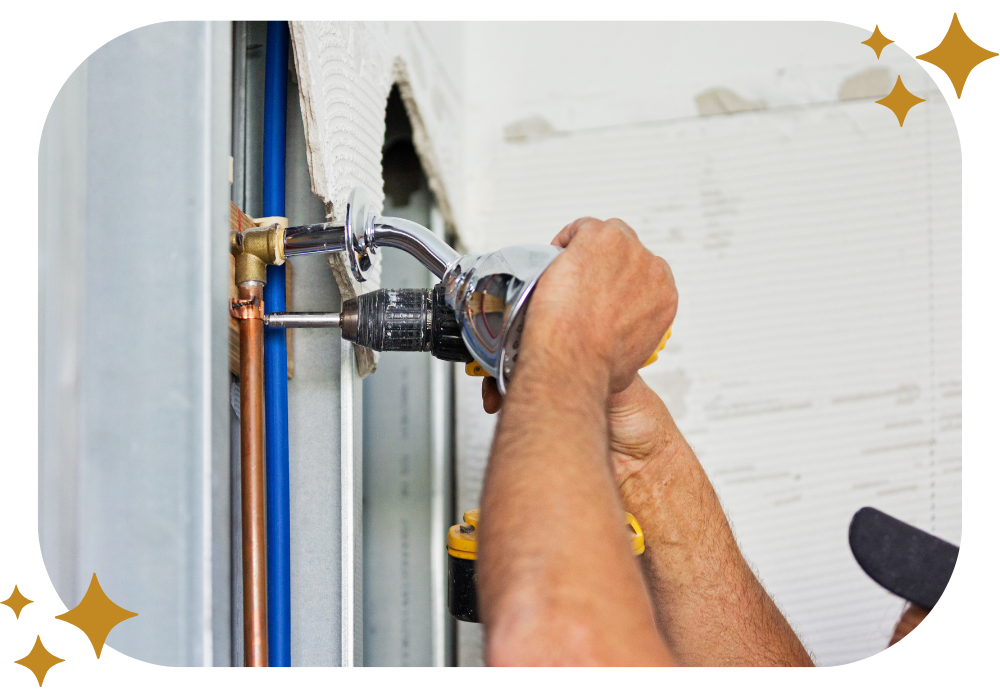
340,283 -> 473,363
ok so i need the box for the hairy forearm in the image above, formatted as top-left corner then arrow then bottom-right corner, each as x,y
620,405 -> 813,667
478,318 -> 673,666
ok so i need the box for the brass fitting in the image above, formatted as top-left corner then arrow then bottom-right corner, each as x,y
231,224 -> 285,284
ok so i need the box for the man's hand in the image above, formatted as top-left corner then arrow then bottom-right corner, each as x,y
481,216 -> 681,482
481,215 -> 677,411
528,218 -> 678,393
477,217 -> 676,666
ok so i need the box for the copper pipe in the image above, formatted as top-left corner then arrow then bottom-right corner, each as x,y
238,281 -> 268,667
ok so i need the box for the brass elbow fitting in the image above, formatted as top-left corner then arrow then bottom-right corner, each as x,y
231,223 -> 285,284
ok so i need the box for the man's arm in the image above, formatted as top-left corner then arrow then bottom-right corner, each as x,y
477,218 -> 678,666
608,377 -> 813,666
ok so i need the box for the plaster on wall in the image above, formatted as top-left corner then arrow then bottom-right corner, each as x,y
838,67 -> 894,101
695,87 -> 765,116
455,22 -> 961,667
290,21 -> 961,667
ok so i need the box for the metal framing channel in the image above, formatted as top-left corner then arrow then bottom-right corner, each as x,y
231,19 -> 276,666
229,19 -> 247,669
341,342 -> 363,665
429,204 -> 454,667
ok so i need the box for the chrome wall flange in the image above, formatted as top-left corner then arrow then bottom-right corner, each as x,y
345,187 -> 378,283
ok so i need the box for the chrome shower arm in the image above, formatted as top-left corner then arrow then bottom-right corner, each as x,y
280,187 -> 459,283
282,221 -> 347,256
373,217 -> 458,280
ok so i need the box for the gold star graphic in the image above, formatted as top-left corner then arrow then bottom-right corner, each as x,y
15,636 -> 64,687
917,13 -> 998,98
1,585 -> 33,619
876,76 -> 926,126
862,25 -> 894,59
55,574 -> 136,658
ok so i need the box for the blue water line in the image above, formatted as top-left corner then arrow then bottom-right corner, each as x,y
262,20 -> 291,668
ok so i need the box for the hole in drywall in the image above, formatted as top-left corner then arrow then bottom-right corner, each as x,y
383,84 -> 426,208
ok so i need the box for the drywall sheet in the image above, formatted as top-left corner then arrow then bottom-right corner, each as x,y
455,23 -> 960,666
289,20 -> 466,299
290,21 -> 466,378
290,21 -> 390,379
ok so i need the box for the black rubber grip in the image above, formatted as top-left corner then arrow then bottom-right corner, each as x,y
355,289 -> 432,352
349,285 -> 474,362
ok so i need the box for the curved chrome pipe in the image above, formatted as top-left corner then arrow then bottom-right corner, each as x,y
372,218 -> 458,280
280,188 -> 460,283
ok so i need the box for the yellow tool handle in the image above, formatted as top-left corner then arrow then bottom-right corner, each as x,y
447,509 -> 644,558
466,324 -> 672,378
626,511 -> 645,556
640,324 -> 672,368
465,361 -> 491,377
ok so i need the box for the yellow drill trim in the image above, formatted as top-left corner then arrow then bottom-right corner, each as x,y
640,324 -> 672,369
447,509 -> 644,560
447,526 -> 478,559
626,511 -> 645,556
463,509 -> 480,529
465,361 -> 491,378
447,548 -> 478,561
447,509 -> 480,558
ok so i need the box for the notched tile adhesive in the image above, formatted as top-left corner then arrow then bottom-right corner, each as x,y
291,22 -> 462,376
695,87 -> 765,116
838,67 -> 892,102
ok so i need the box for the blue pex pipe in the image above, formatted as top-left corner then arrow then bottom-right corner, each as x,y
262,20 -> 291,667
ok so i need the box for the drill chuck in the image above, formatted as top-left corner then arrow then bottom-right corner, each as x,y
342,288 -> 432,352
341,284 -> 473,363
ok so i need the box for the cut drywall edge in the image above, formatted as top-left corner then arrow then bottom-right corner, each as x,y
290,22 -> 471,374
291,21 -> 393,376
393,59 -> 463,249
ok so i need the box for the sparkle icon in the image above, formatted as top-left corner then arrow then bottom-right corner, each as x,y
55,574 -> 137,658
862,25 -> 894,59
876,76 -> 926,126
917,14 -> 998,98
1,585 -> 32,619
14,636 -> 64,687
